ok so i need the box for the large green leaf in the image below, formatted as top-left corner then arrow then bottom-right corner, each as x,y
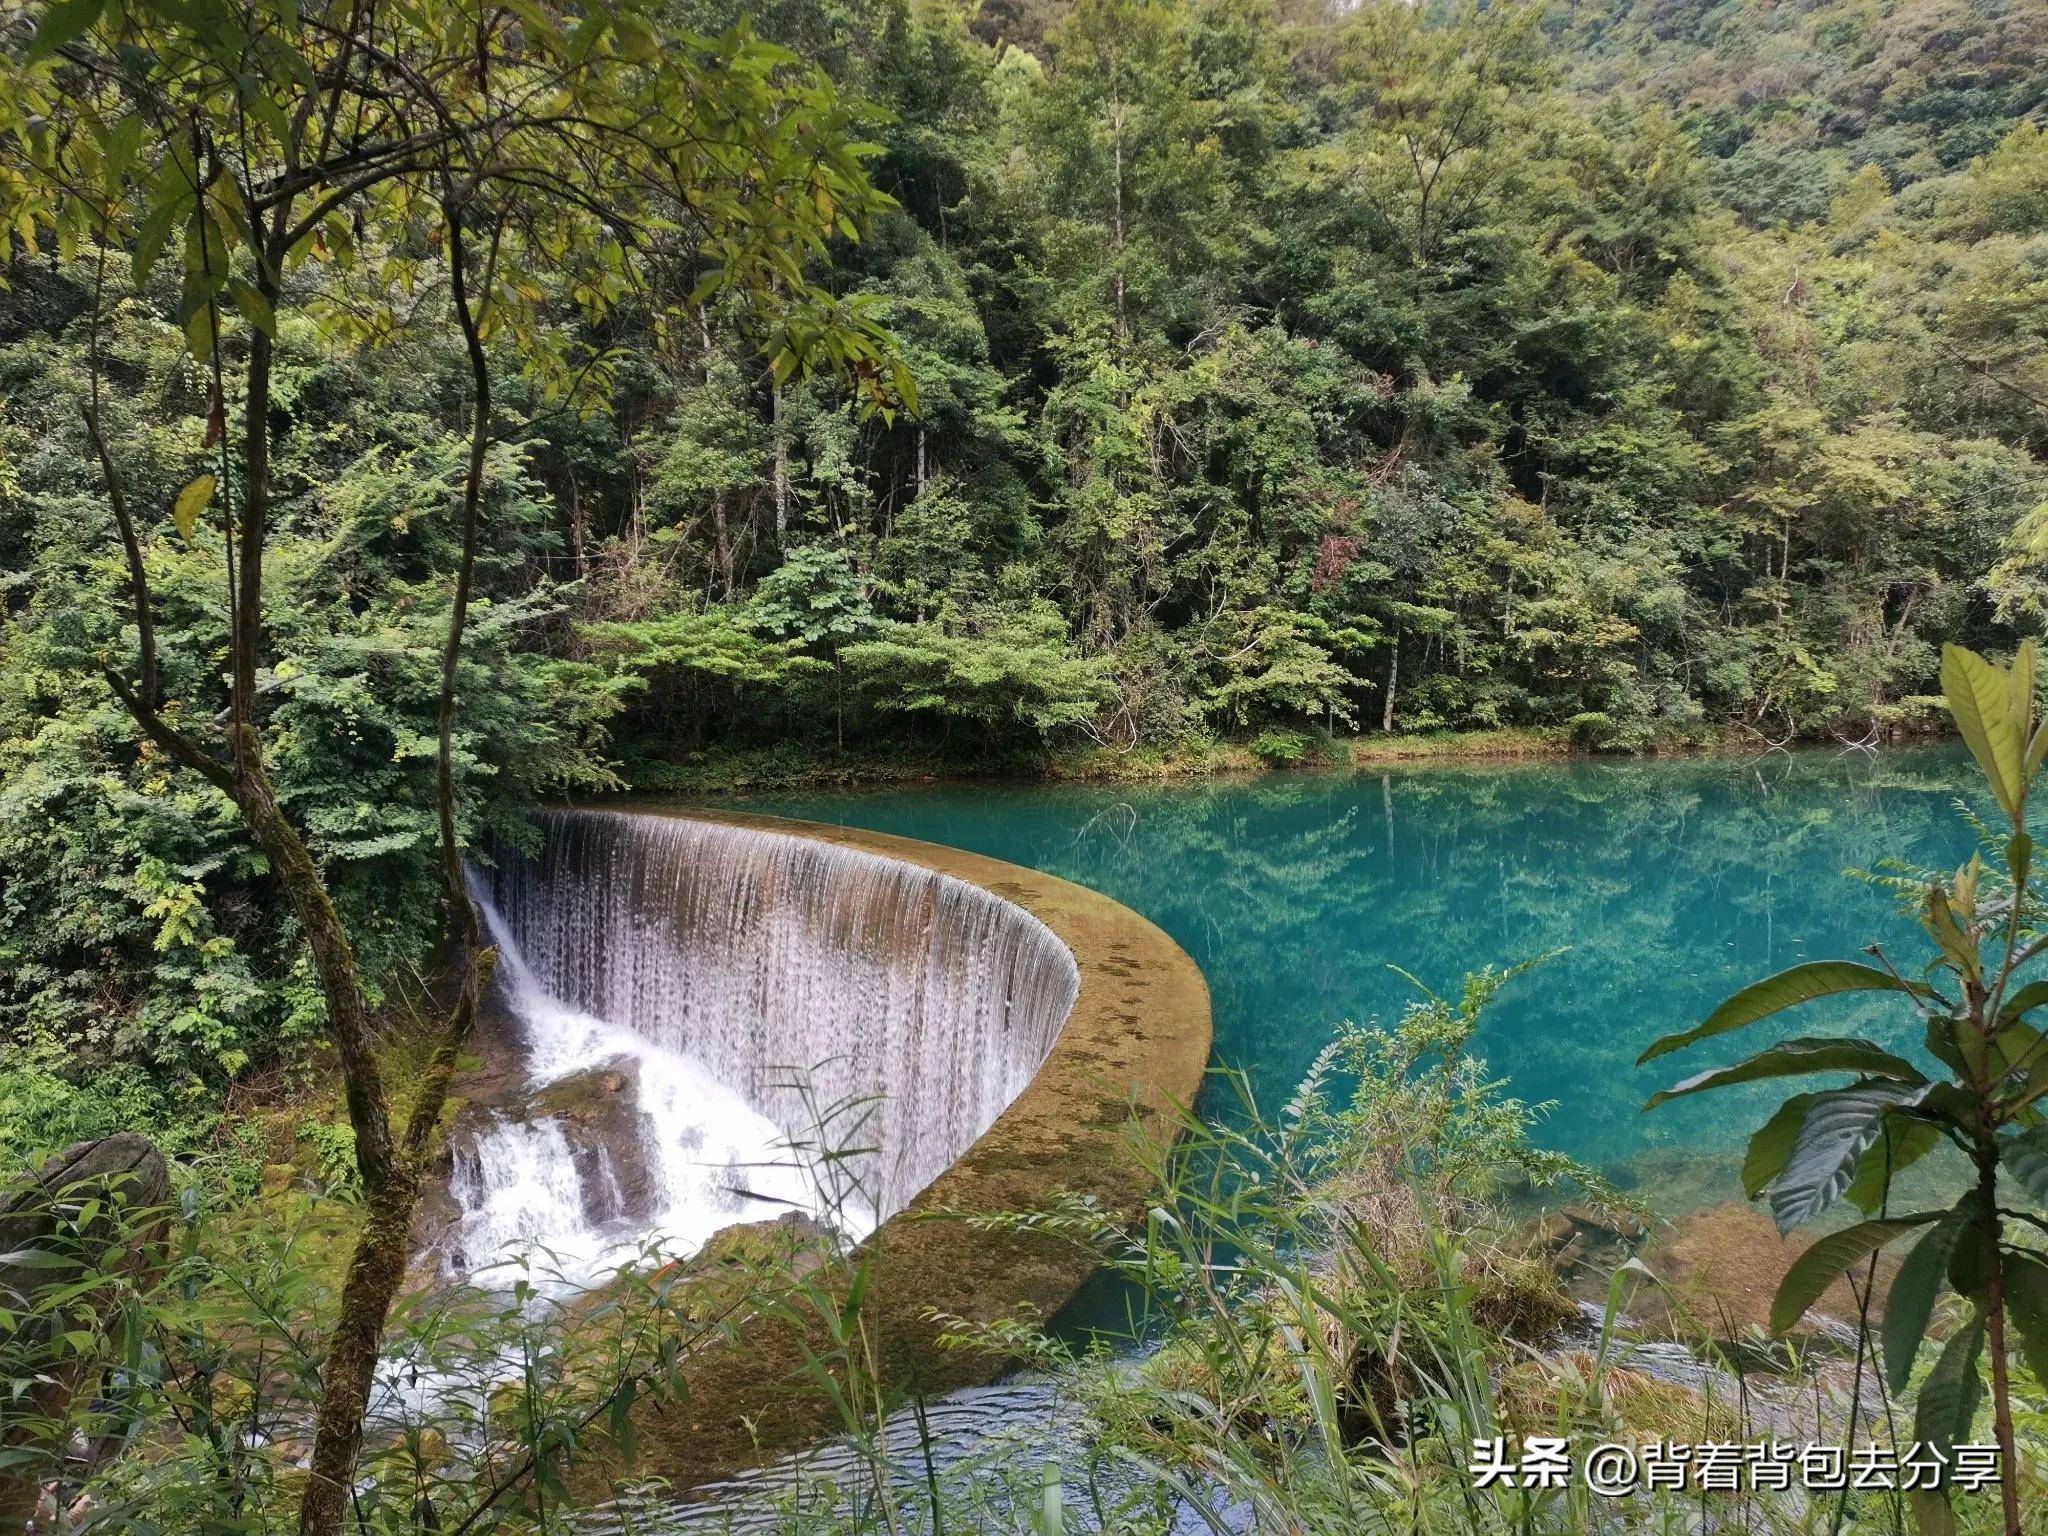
1912,1307 -> 1985,1455
1999,1124 -> 2048,1207
1996,978 -> 2048,1027
1770,1217 -> 1931,1335
27,0 -> 103,61
2004,1252 -> 2048,1386
1882,1198 -> 1976,1392
1646,1036 -> 1924,1107
1637,962 -> 1928,1067
1908,1309 -> 1986,1536
1843,1114 -> 1941,1213
1744,1093 -> 1815,1199
1944,642 -> 2025,818
1770,1079 -> 1933,1231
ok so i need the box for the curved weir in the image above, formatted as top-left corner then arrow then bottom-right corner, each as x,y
446,805 -> 1210,1490
465,810 -> 1081,1254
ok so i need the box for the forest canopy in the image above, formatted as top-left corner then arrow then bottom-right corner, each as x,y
4,0 -> 2048,1143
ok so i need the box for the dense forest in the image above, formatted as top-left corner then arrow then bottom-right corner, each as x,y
5,0 -> 2048,1180
5,1 -> 2048,1531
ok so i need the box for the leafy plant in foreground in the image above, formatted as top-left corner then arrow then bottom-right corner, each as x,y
1643,641 -> 2048,1535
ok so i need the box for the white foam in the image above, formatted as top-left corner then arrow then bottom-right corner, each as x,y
446,887 -> 847,1289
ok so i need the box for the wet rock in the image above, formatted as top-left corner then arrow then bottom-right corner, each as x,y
527,1066 -> 631,1123
416,1058 -> 665,1273
695,1212 -> 836,1279
1559,1202 -> 1647,1246
1518,1210 -> 1581,1271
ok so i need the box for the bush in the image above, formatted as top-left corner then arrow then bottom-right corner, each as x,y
1250,728 -> 1315,766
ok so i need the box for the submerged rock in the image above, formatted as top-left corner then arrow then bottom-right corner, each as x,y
1641,1201 -> 1886,1339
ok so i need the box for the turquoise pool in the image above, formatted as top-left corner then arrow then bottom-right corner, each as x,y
737,748 -> 1976,1213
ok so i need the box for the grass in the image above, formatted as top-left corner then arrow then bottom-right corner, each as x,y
12,971 -> 2038,1535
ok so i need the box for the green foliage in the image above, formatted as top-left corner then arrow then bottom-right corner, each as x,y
553,0 -> 2048,775
0,1153 -> 742,1533
0,277 -> 628,1137
1645,640 -> 2048,1526
1306,957 -> 1634,1221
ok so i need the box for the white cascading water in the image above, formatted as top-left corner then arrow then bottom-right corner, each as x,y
444,883 -> 823,1283
443,810 -> 1080,1283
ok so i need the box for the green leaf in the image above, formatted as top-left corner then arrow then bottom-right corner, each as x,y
0,1248 -> 77,1270
1637,961 -> 1928,1065
1744,1093 -> 1815,1199
2004,1252 -> 2048,1386
132,195 -> 184,287
1943,643 -> 2023,819
1924,1015 -> 1968,1076
184,304 -> 216,362
1883,1199 -> 1976,1392
27,0 -> 104,61
226,277 -> 274,337
1998,979 -> 2048,1027
1911,1307 -> 1984,1456
1999,1124 -> 2048,1207
1843,1114 -> 1940,1212
1646,1036 -> 1924,1107
1947,1220 -> 1991,1300
1770,1217 -> 1930,1335
1770,1079 -> 1933,1231
173,475 -> 215,542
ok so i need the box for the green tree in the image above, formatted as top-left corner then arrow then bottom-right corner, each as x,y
1644,644 -> 2048,1536
0,0 -> 899,1526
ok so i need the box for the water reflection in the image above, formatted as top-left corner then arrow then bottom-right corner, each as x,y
737,748 -> 1975,1212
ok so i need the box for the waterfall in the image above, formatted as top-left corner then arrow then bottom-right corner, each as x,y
443,810 -> 1080,1282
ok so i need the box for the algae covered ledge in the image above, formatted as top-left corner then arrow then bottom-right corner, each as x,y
593,806 -> 1214,1491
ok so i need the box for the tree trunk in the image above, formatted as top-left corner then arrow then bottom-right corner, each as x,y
568,464 -> 588,579
1381,633 -> 1400,733
1976,1147 -> 2023,1536
773,380 -> 789,549
296,201 -> 502,1536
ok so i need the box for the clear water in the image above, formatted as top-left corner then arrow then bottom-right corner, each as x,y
734,747 -> 1977,1214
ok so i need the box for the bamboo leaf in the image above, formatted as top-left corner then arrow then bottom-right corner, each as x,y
1638,962 -> 1927,1066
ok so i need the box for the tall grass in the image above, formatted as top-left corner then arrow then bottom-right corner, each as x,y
5,974 -> 2040,1533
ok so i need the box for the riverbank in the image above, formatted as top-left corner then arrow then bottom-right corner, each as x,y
619,721 -> 1895,798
